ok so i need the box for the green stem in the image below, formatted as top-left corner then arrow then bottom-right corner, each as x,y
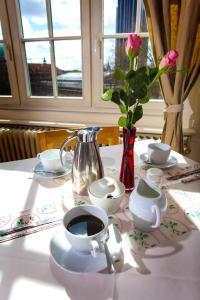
148,66 -> 169,90
129,56 -> 133,71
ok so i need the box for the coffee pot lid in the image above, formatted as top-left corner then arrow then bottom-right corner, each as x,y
76,127 -> 101,143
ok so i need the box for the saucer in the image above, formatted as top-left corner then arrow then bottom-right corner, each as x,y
33,162 -> 72,178
140,153 -> 178,169
50,224 -> 122,273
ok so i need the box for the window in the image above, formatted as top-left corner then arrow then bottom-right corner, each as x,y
0,0 -> 164,129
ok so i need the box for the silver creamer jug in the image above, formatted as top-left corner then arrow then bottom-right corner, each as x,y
60,127 -> 104,195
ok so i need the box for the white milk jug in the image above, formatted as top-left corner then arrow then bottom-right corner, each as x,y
129,178 -> 167,232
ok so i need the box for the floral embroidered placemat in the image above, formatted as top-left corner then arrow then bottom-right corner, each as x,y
0,201 -> 64,243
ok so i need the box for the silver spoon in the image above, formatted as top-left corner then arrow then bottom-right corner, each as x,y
102,233 -> 116,274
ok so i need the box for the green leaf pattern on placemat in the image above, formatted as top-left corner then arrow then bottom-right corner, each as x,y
37,203 -> 57,214
74,199 -> 86,206
127,230 -> 159,253
12,214 -> 40,228
160,218 -> 188,240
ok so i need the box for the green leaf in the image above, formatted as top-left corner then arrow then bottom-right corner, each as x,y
118,116 -> 127,128
138,91 -> 151,104
111,91 -> 121,105
134,83 -> 147,99
119,103 -> 127,114
135,67 -> 149,83
149,67 -> 159,82
126,70 -> 135,79
128,67 -> 148,90
119,89 -> 129,105
128,93 -> 137,106
119,89 -> 126,100
113,67 -> 126,80
132,105 -> 143,124
101,88 -> 114,101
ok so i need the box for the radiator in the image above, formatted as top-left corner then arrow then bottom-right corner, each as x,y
0,126 -> 49,163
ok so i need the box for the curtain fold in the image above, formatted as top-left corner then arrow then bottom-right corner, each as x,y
144,0 -> 200,153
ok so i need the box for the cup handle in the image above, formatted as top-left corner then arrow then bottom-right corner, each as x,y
151,205 -> 161,229
90,240 -> 101,258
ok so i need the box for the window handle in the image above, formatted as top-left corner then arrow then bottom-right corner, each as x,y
97,37 -> 103,60
5,43 -> 13,61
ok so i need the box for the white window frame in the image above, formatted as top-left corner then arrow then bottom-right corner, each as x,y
0,0 -> 20,105
91,0 -> 165,114
6,0 -> 91,109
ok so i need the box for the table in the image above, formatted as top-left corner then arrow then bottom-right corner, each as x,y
0,140 -> 200,300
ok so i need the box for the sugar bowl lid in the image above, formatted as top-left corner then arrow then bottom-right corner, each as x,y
89,177 -> 123,198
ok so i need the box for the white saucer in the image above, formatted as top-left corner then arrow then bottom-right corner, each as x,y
140,153 -> 178,169
33,162 -> 72,178
50,224 -> 122,273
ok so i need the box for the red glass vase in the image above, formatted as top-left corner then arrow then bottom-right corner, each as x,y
120,127 -> 136,193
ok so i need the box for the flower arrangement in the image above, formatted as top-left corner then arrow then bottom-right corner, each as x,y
101,34 -> 178,130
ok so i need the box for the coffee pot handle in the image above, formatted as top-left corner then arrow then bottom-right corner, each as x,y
151,205 -> 161,229
60,133 -> 77,166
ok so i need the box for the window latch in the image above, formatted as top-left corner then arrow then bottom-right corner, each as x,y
5,43 -> 13,61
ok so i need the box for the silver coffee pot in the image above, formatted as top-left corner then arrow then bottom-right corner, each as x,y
60,127 -> 104,195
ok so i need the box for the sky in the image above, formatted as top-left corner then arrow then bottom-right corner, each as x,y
20,0 -> 118,71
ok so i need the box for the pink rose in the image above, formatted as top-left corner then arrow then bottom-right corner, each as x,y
159,50 -> 179,70
125,34 -> 142,56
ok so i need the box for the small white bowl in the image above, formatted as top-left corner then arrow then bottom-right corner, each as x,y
88,177 -> 125,214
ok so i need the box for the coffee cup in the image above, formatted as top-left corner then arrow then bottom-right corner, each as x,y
148,143 -> 171,165
63,205 -> 108,257
37,148 -> 71,172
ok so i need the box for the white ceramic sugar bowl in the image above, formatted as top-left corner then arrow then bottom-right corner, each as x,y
88,177 -> 125,214
129,178 -> 167,232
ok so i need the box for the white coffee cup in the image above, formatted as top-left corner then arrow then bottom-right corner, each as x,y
63,205 -> 108,257
37,149 -> 70,172
148,143 -> 171,165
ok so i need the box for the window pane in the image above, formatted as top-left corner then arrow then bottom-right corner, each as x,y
51,0 -> 81,36
104,38 -> 129,91
140,0 -> 147,32
104,0 -> 137,34
0,43 -> 11,96
138,37 -> 162,99
19,0 -> 48,38
104,37 -> 162,99
54,40 -> 82,97
25,42 -> 53,96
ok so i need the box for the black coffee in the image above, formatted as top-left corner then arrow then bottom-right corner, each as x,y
67,215 -> 104,236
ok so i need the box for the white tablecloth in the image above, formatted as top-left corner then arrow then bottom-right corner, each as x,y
0,140 -> 200,300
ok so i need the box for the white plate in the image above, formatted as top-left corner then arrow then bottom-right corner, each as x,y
140,153 -> 178,169
33,162 -> 72,178
50,224 -> 122,273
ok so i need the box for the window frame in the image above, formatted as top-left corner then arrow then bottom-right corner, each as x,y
91,0 -> 165,113
6,0 -> 91,109
0,0 -> 20,105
